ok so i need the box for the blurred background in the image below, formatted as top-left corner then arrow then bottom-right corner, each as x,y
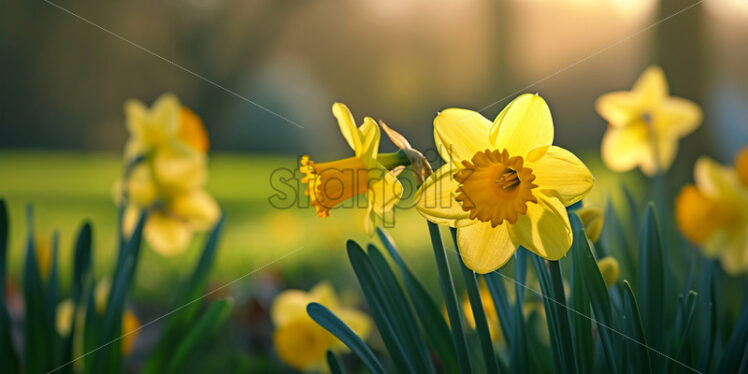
1,0 -> 748,371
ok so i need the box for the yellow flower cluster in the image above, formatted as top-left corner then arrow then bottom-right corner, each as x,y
271,282 -> 372,372
116,93 -> 220,256
676,147 -> 748,275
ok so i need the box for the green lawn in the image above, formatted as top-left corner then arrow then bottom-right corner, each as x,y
0,150 -> 439,302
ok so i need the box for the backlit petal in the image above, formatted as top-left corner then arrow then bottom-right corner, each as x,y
331,308 -> 373,350
528,146 -> 594,206
457,222 -> 516,274
271,290 -> 313,326
434,108 -> 492,162
171,190 -> 221,230
656,97 -> 702,138
490,94 -> 553,158
310,282 -> 341,310
508,193 -> 572,260
633,65 -> 668,105
366,166 -> 403,216
358,116 -> 380,161
415,163 -> 473,227
332,102 -> 362,155
694,157 -> 739,199
601,122 -> 656,175
144,212 -> 192,256
595,91 -> 644,127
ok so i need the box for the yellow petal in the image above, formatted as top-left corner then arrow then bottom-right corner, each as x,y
366,166 -> 403,216
358,116 -> 381,161
675,185 -> 722,245
597,257 -> 619,287
633,65 -> 668,105
126,164 -> 158,207
94,278 -> 111,314
652,131 -> 679,174
121,310 -> 140,356
178,107 -> 210,153
601,122 -> 656,175
456,221 -> 516,274
124,99 -> 147,140
153,149 -> 207,194
433,108 -> 492,162
122,205 -> 141,239
595,91 -> 644,128
144,212 -> 193,256
694,157 -> 739,199
273,318 -> 330,371
655,97 -> 702,139
270,289 -> 312,326
415,164 -> 473,227
577,206 -> 604,242
489,94 -> 553,158
720,231 -> 748,276
55,299 -> 75,336
333,102 -> 363,155
151,93 -> 182,136
508,193 -> 572,260
528,146 -> 594,206
311,282 -> 341,310
171,190 -> 221,231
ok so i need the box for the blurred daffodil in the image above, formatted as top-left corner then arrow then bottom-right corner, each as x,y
55,298 -> 140,355
676,147 -> 748,275
597,256 -> 620,287
271,282 -> 372,372
416,94 -> 594,273
121,310 -> 141,355
596,66 -> 702,176
300,103 -> 403,230
116,94 -> 220,256
577,204 -> 605,242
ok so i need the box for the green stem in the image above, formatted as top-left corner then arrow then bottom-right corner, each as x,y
376,149 -> 410,170
451,228 -> 500,374
549,260 -> 577,374
426,222 -> 473,374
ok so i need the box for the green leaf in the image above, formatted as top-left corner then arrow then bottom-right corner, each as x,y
0,200 -> 20,374
347,240 -> 413,373
307,302 -> 385,374
449,228 -> 499,374
698,269 -> 716,372
569,213 -> 618,373
163,298 -> 234,374
23,206 -> 52,373
483,272 -> 513,345
366,245 -> 436,374
426,222 -> 473,374
46,232 -> 61,366
72,222 -> 93,305
569,237 -> 593,374
376,228 -> 458,373
671,291 -> 698,368
326,350 -> 346,374
637,204 -> 664,357
510,249 -> 531,374
621,281 -> 652,374
716,291 -> 748,373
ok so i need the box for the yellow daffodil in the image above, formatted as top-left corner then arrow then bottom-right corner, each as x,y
123,93 -> 209,160
596,66 -> 702,176
577,204 -> 605,242
121,310 -> 140,355
461,286 -> 503,342
271,282 -> 372,372
116,94 -> 220,256
55,299 -> 75,337
300,103 -> 403,228
676,147 -> 748,275
416,94 -> 594,273
597,256 -> 619,287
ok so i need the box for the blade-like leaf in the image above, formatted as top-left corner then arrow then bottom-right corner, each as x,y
308,302 -> 385,374
163,298 -> 234,374
326,350 -> 346,374
716,291 -> 748,373
510,249 -> 531,374
24,206 -> 52,373
450,228 -> 500,374
376,228 -> 458,373
569,213 -> 618,373
483,272 -> 513,345
569,236 -> 593,374
426,222 -> 473,374
0,200 -> 20,374
637,204 -> 664,359
622,281 -> 652,374
347,240 -> 413,373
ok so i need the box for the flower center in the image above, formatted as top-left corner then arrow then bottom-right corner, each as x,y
454,149 -> 537,226
300,155 -> 370,218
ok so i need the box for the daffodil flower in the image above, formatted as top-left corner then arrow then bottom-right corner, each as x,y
596,66 -> 702,176
676,147 -> 748,275
116,94 -> 220,256
596,256 -> 619,287
416,94 -> 594,273
577,204 -> 604,243
271,282 -> 372,372
300,103 -> 403,228
56,296 -> 140,355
